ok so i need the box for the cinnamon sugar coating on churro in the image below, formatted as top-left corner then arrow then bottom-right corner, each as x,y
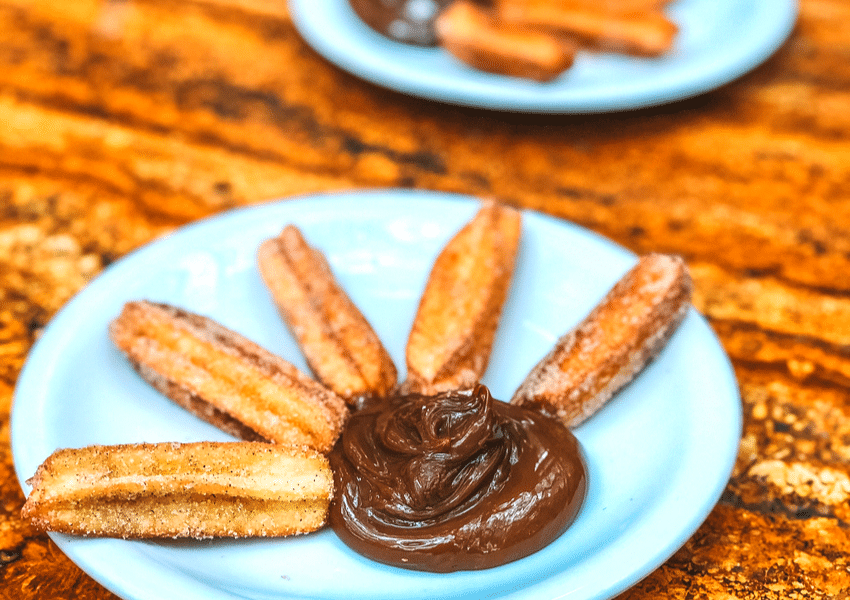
22,442 -> 333,538
436,1 -> 575,82
110,301 -> 347,453
350,0 -> 678,80
496,0 -> 678,57
400,200 -> 522,396
511,253 -> 692,427
257,225 -> 397,403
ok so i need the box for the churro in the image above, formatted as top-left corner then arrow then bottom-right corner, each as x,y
400,200 -> 522,396
22,441 -> 333,538
345,0 -> 678,80
436,1 -> 576,82
110,301 -> 347,453
257,225 -> 397,403
496,0 -> 677,56
545,0 -> 674,13
511,253 -> 692,427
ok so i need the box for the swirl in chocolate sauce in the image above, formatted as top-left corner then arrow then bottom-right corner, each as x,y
348,0 -> 454,46
329,384 -> 587,572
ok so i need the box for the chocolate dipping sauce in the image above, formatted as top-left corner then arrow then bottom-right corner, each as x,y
348,0 -> 454,45
329,384 -> 587,572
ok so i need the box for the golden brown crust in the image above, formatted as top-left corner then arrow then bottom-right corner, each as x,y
511,253 -> 692,427
22,441 -> 333,538
436,1 -> 575,82
109,301 -> 347,453
257,225 -> 397,403
434,0 -> 677,81
496,0 -> 678,57
400,200 -> 522,396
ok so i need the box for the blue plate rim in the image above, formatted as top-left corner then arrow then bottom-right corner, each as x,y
288,0 -> 798,113
11,189 -> 743,600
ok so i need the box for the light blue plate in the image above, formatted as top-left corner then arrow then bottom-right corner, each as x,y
12,190 -> 741,600
289,0 -> 797,112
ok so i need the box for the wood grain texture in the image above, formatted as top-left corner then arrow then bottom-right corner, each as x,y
2,0 -> 849,598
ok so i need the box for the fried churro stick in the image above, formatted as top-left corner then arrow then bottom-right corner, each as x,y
110,301 -> 347,453
400,200 -> 522,396
257,225 -> 397,403
497,0 -> 678,56
511,0 -> 674,16
22,442 -> 333,538
511,253 -> 692,427
436,1 -> 575,82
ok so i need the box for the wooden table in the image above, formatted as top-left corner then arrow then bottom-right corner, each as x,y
2,0 -> 849,598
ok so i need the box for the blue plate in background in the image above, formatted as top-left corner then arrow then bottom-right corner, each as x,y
289,0 -> 797,112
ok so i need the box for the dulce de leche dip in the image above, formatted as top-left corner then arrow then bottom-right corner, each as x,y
329,384 -> 587,572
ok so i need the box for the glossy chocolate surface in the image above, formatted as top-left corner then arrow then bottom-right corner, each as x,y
348,0 -> 454,45
329,384 -> 586,572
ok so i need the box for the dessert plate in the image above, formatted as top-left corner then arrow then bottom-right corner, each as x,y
12,189 -> 741,600
289,0 -> 797,112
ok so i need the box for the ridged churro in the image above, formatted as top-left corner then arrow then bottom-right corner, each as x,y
511,253 -> 692,427
110,301 -> 347,453
345,0 -> 678,80
257,225 -> 397,403
400,200 -> 522,396
541,0 -> 675,13
496,0 -> 678,56
436,1 -> 576,82
22,442 -> 333,538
